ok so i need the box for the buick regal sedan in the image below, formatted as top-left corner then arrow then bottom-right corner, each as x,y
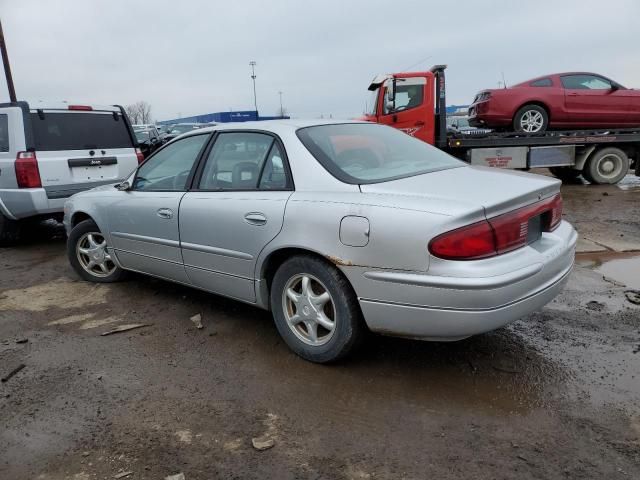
64,121 -> 577,363
469,72 -> 640,133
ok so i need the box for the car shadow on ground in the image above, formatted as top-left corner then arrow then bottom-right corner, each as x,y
112,272 -> 566,415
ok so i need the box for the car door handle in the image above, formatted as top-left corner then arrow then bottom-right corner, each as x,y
244,212 -> 267,226
568,93 -> 579,96
157,208 -> 173,219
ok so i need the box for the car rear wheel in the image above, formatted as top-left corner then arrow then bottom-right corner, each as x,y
270,255 -> 364,363
67,219 -> 127,283
549,167 -> 581,182
513,105 -> 548,133
584,147 -> 629,185
0,214 -> 21,247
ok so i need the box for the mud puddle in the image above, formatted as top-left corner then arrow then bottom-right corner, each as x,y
576,251 -> 640,289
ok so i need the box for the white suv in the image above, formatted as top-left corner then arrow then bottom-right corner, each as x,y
0,101 -> 142,245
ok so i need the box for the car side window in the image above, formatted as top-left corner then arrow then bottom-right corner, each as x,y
0,114 -> 8,152
383,78 -> 426,114
530,78 -> 552,87
133,134 -> 208,191
259,143 -> 290,190
198,132 -> 290,191
561,75 -> 612,90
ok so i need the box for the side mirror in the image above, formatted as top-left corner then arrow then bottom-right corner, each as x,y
610,84 -> 620,91
385,78 -> 397,112
115,181 -> 131,191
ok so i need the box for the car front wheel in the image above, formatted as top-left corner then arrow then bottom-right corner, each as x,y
513,105 -> 548,133
270,255 -> 364,363
67,219 -> 126,283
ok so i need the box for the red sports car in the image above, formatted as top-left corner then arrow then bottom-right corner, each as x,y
468,72 -> 640,133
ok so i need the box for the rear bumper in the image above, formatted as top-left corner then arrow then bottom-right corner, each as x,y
359,260 -> 572,340
0,188 -> 65,220
341,220 -> 577,340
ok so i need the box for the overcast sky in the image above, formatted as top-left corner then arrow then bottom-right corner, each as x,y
1,0 -> 638,122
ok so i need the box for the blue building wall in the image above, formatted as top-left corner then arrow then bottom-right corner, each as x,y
158,110 -> 289,125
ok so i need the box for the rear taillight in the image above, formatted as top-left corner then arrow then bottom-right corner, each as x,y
429,193 -> 563,261
15,152 -> 42,188
135,148 -> 145,164
547,194 -> 563,231
429,220 -> 496,260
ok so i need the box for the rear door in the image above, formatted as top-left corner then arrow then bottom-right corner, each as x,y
30,109 -> 138,203
561,74 -> 628,125
179,131 -> 293,302
108,133 -> 210,283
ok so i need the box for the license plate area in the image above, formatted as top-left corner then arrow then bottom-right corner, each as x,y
527,214 -> 543,245
68,157 -> 119,181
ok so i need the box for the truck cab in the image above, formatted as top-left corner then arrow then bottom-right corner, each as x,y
362,67 -> 447,147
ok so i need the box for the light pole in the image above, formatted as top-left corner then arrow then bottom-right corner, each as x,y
278,90 -> 283,117
0,19 -> 17,102
249,61 -> 258,117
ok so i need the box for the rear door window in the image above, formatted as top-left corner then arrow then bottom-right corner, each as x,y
30,112 -> 134,150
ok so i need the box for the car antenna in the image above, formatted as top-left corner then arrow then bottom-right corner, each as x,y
501,71 -> 508,89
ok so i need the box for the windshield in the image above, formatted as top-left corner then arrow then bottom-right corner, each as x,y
135,131 -> 151,142
297,123 -> 464,184
170,124 -> 199,134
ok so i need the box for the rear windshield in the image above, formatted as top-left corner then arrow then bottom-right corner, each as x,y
296,123 -> 463,184
30,112 -> 134,151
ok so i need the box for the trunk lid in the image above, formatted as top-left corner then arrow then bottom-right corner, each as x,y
360,165 -> 560,218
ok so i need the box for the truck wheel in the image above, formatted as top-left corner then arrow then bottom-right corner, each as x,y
0,214 -> 21,247
67,219 -> 127,283
270,255 -> 364,363
549,167 -> 581,182
513,105 -> 548,133
584,147 -> 629,185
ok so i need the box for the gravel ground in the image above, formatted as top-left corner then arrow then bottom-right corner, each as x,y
1,173 -> 639,480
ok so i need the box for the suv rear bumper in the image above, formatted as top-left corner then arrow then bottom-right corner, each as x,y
0,188 -> 65,220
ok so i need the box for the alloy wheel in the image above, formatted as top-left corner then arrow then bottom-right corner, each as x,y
519,110 -> 544,133
282,273 -> 337,346
76,232 -> 116,278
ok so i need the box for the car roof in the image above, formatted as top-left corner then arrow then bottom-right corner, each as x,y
26,102 -> 122,112
177,119 -> 367,137
514,72 -> 612,86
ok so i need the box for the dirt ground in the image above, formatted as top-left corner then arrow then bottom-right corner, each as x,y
1,172 -> 639,480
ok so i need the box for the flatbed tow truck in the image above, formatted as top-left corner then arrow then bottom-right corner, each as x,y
363,65 -> 640,184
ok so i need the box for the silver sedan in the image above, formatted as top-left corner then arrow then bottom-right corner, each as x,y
64,120 -> 576,363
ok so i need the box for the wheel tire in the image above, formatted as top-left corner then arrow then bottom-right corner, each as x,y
67,219 -> 127,283
270,255 -> 364,363
549,166 -> 581,182
584,147 -> 629,185
513,105 -> 549,133
0,213 -> 21,247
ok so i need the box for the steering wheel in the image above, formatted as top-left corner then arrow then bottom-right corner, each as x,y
172,169 -> 192,190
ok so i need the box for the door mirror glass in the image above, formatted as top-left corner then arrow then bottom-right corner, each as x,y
115,181 -> 130,191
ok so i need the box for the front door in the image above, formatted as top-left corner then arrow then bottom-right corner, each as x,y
108,133 -> 210,283
561,74 -> 628,125
179,131 -> 293,302
378,76 -> 433,143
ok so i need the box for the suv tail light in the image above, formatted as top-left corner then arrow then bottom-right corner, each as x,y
15,152 -> 42,188
68,105 -> 93,111
429,193 -> 563,260
135,148 -> 145,164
